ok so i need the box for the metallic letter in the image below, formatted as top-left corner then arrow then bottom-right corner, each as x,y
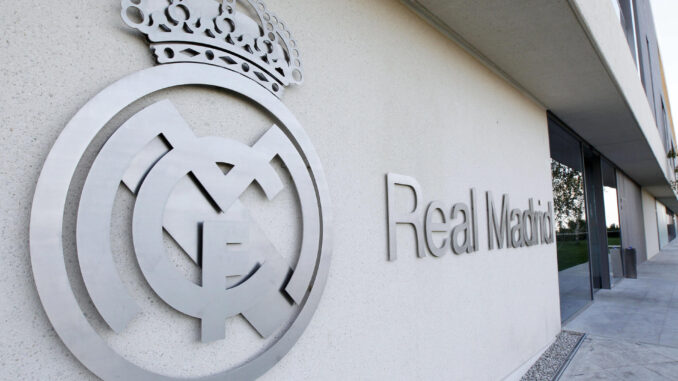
542,202 -> 555,244
522,199 -> 538,246
386,173 -> 425,261
470,188 -> 479,252
451,203 -> 472,254
510,209 -> 524,248
425,201 -> 449,257
487,192 -> 510,250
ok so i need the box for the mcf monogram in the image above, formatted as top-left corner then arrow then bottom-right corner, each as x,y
30,1 -> 331,380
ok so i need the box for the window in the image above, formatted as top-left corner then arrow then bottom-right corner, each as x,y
549,119 -> 592,321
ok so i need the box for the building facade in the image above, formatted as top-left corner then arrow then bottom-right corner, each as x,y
0,0 -> 676,379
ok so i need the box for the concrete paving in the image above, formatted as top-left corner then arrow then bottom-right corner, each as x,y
561,240 -> 678,380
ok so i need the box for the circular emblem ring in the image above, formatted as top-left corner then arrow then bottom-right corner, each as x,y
29,63 -> 332,380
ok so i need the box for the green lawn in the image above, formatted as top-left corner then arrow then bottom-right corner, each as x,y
607,237 -> 621,246
556,236 -> 621,271
557,240 -> 589,271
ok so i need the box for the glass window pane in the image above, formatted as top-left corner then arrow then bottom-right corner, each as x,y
549,120 -> 592,322
602,160 -> 623,285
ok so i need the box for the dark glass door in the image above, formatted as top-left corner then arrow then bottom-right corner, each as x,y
549,120 -> 592,322
602,160 -> 623,286
583,146 -> 610,292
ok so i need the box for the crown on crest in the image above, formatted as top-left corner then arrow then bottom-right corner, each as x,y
121,0 -> 303,96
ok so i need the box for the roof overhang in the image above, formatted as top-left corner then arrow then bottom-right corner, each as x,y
401,0 -> 678,212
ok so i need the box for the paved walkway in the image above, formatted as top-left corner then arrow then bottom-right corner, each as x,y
561,241 -> 678,380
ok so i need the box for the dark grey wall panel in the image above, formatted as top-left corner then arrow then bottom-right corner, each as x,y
618,171 -> 648,262
583,148 -> 611,289
618,0 -> 638,64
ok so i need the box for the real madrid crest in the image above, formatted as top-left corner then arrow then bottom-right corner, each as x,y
29,1 -> 331,379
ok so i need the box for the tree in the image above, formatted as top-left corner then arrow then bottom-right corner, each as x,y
551,160 -> 586,237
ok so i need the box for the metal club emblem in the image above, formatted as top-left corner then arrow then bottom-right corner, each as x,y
29,1 -> 331,380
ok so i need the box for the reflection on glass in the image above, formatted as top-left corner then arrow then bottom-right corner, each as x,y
668,210 -> 676,242
552,159 -> 591,322
550,119 -> 592,322
602,160 -> 622,284
604,186 -> 623,283
601,158 -> 623,285
657,202 -> 673,249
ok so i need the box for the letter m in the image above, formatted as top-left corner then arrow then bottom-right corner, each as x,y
487,192 -> 510,250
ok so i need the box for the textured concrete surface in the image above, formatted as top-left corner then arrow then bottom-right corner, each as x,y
562,240 -> 678,379
562,335 -> 678,380
0,0 -> 559,380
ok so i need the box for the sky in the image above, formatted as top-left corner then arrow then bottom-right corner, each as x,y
651,0 -> 678,137
604,186 -> 620,229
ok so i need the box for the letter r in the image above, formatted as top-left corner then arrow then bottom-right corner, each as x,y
386,173 -> 425,261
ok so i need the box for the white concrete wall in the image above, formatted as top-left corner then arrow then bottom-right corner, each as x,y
0,0 -> 560,379
572,0 -> 671,182
642,190 -> 661,259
